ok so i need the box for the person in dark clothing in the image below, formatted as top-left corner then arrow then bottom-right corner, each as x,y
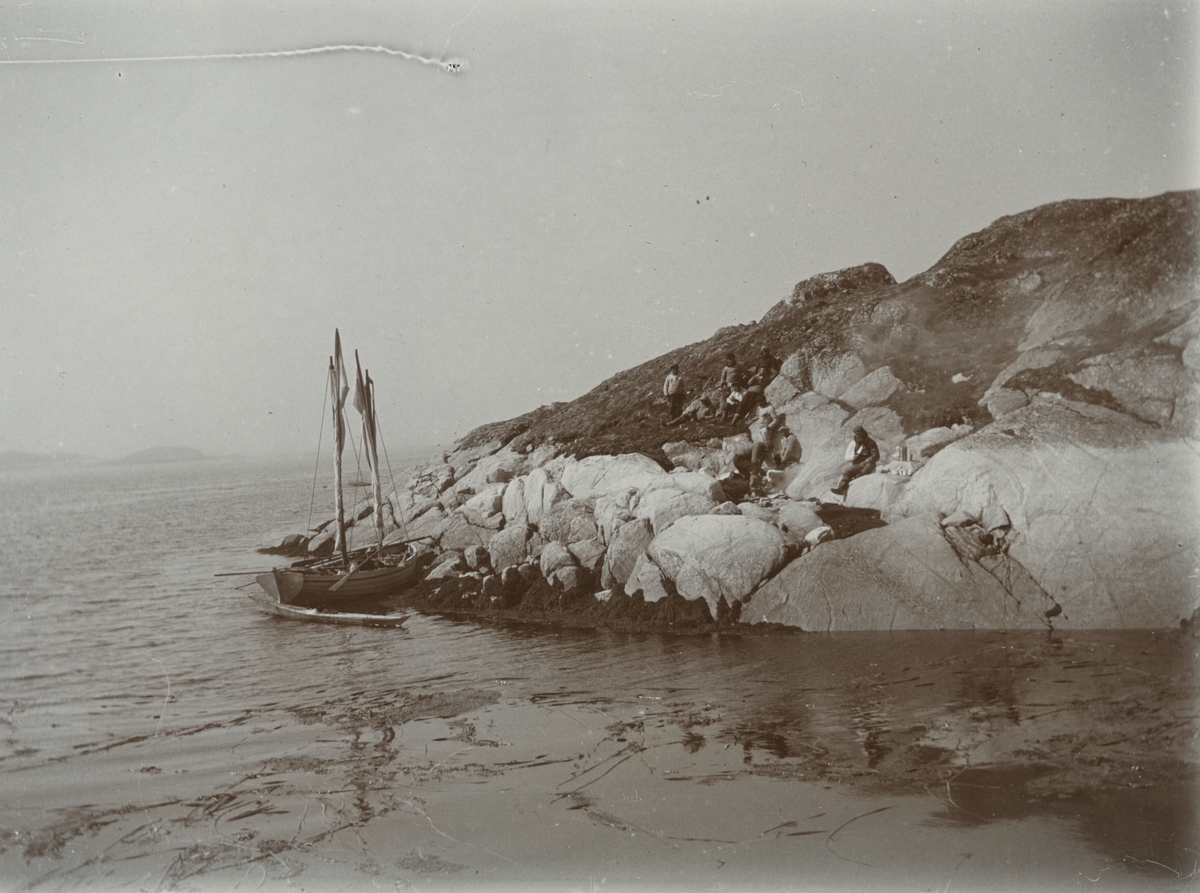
717,353 -> 745,420
831,425 -> 880,496
755,346 -> 780,384
663,363 -> 684,421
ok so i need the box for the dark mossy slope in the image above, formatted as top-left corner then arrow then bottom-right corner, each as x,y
457,190 -> 1198,460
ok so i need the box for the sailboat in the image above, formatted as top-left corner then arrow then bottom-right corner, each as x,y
252,330 -> 425,614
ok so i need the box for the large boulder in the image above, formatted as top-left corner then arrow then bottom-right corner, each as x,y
523,467 -> 566,527
501,475 -> 529,527
646,515 -> 789,618
839,365 -> 904,409
1067,347 -> 1189,428
594,490 -> 636,545
437,512 -> 491,553
568,537 -> 607,576
397,504 -> 452,543
886,395 -> 1200,628
538,498 -> 598,544
662,440 -> 725,476
601,517 -> 654,590
787,262 -> 897,306
843,472 -> 911,512
778,393 -> 886,499
451,448 -> 528,495
625,554 -> 672,602
774,501 -> 825,544
559,453 -> 670,499
539,541 -> 576,579
643,471 -> 726,502
487,523 -> 533,571
809,352 -> 868,400
461,482 -> 507,526
743,514 -> 1056,630
775,391 -> 852,497
634,487 -> 717,536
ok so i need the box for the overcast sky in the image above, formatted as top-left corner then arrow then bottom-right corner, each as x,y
2,1 -> 1196,460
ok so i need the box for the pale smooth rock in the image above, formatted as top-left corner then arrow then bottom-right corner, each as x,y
765,373 -> 802,409
539,498 -> 598,545
426,554 -> 467,581
461,482 -> 507,524
501,475 -> 529,528
397,504 -> 451,544
559,453 -> 670,500
568,537 -> 607,575
810,352 -> 868,400
550,565 -> 588,593
595,491 -> 636,545
905,427 -> 960,461
1068,348 -> 1188,428
452,448 -> 527,494
844,472 -> 910,511
744,514 -> 1056,630
981,388 -> 1030,419
464,544 -> 490,570
889,395 -> 1200,628
989,347 -> 1065,388
539,541 -> 576,579
626,554 -> 672,603
601,517 -> 654,590
662,440 -> 726,476
523,467 -> 566,527
487,523 -> 532,571
648,514 -> 788,619
839,365 -> 904,409
634,487 -> 718,536
736,502 -> 776,524
775,501 -> 824,542
437,512 -> 490,553
641,471 -> 726,502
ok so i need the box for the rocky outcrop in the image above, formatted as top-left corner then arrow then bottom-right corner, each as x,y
743,514 -> 1056,630
883,395 -> 1200,629
272,191 -> 1200,632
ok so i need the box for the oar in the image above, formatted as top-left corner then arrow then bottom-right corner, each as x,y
328,565 -> 360,592
214,570 -> 268,577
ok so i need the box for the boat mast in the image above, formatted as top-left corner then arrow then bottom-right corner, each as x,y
355,351 -> 386,548
331,330 -> 350,568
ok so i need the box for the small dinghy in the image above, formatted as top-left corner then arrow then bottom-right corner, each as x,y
247,590 -> 411,627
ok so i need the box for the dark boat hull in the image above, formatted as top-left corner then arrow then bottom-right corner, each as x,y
254,559 -> 421,608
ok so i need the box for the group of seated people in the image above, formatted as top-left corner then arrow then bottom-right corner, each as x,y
717,348 -> 779,422
666,347 -> 882,501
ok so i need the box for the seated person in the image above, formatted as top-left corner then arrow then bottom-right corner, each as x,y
831,425 -> 879,496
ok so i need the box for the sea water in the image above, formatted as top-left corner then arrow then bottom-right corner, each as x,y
0,459 -> 1194,891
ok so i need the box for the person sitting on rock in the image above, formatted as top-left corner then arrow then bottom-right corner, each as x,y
719,444 -> 754,502
831,425 -> 880,496
748,404 -> 782,494
717,353 -> 744,419
773,425 -> 801,468
663,363 -> 684,422
752,346 -> 780,386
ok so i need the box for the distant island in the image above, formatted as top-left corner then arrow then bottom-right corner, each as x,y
0,451 -> 89,468
115,446 -> 209,465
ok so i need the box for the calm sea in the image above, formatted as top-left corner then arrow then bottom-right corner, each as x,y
0,458 -> 1193,891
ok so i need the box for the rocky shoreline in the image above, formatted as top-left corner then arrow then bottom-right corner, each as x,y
266,190 -> 1200,632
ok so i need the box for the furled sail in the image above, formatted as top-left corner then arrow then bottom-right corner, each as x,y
354,351 -> 386,546
330,330 -> 351,566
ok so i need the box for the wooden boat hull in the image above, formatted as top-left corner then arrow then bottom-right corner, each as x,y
255,559 -> 420,608
247,590 -> 411,627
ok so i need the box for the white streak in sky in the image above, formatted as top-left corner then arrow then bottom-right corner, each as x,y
0,43 -> 468,72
